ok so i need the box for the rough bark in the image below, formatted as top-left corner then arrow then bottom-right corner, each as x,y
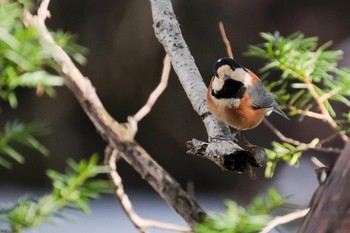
150,0 -> 263,174
23,7 -> 205,228
298,140 -> 350,233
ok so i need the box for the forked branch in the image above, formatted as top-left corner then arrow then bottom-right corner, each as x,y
128,54 -> 171,136
23,0 -> 205,228
105,146 -> 191,233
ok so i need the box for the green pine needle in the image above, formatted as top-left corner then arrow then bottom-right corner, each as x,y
195,188 -> 285,233
0,120 -> 49,169
0,155 -> 110,232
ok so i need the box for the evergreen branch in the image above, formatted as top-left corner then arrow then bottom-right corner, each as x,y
1,155 -> 109,233
246,32 -> 350,142
263,119 -> 341,154
0,120 -> 49,168
195,188 -> 285,233
0,1 -> 86,108
303,79 -> 348,141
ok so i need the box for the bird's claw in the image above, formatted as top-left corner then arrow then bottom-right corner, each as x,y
211,132 -> 239,142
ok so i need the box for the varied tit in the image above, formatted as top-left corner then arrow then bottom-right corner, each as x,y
207,57 -> 289,133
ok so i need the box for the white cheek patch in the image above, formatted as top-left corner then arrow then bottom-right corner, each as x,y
211,77 -> 224,92
231,68 -> 252,86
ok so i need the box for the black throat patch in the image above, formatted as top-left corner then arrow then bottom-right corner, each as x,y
211,79 -> 246,99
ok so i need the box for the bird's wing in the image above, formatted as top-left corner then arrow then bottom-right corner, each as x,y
247,81 -> 275,109
247,81 -> 290,120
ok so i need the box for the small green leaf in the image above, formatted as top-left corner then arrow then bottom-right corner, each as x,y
8,92 -> 18,108
0,145 -> 24,163
0,156 -> 12,169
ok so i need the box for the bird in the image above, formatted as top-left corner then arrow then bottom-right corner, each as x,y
207,57 -> 289,141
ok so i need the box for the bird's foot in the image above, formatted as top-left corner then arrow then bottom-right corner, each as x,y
211,131 -> 239,142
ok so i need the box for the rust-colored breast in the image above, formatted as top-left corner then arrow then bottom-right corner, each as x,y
207,86 -> 266,130
225,93 -> 266,130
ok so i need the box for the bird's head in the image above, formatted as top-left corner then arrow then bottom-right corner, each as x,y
211,57 -> 251,96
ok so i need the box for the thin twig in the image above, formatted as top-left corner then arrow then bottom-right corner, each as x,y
105,146 -> 191,233
259,208 -> 310,233
263,119 -> 342,153
304,79 -> 348,142
310,156 -> 326,168
319,89 -> 339,103
128,54 -> 171,136
318,132 -> 339,146
287,106 -> 326,121
218,21 -> 234,59
36,0 -> 51,21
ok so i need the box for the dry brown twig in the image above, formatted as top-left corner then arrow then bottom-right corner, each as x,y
107,54 -> 191,232
287,106 -> 325,120
259,208 -> 310,233
310,156 -> 326,168
304,79 -> 348,142
128,54 -> 171,136
263,119 -> 342,153
24,0 -> 206,229
218,21 -> 234,59
105,146 -> 191,233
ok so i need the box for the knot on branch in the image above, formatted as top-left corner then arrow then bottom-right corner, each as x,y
186,139 -> 265,178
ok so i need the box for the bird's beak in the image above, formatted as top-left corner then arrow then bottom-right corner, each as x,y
223,75 -> 231,81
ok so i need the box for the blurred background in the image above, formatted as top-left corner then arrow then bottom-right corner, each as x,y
1,0 -> 350,232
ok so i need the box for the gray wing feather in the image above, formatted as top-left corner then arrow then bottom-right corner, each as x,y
248,81 -> 275,109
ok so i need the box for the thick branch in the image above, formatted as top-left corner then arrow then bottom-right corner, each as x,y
298,140 -> 350,233
150,0 -> 258,174
23,2 -> 205,227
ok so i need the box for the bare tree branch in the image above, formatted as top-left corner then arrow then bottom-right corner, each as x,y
150,0 -> 260,174
260,208 -> 310,233
23,0 -> 205,228
128,54 -> 171,136
263,119 -> 342,153
105,146 -> 191,233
